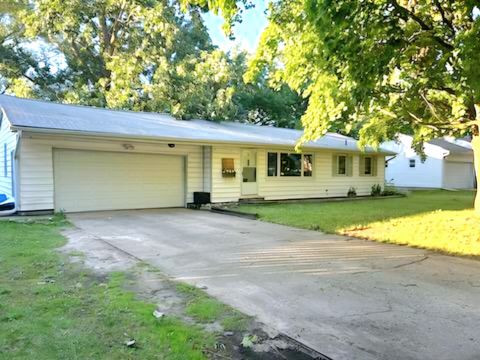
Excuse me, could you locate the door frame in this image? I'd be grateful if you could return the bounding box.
[240,148,258,197]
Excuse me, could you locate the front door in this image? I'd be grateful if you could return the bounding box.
[241,149,258,196]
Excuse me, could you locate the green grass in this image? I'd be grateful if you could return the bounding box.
[0,217,215,359]
[178,283,250,331]
[237,190,480,256]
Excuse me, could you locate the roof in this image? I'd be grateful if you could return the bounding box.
[0,95,393,154]
[428,138,473,155]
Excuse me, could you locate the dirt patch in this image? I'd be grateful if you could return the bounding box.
[61,227,328,360]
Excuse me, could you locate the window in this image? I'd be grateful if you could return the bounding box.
[332,154,352,176]
[338,155,347,175]
[364,157,372,175]
[267,152,313,177]
[360,155,377,176]
[281,153,301,176]
[303,155,313,176]
[409,159,416,168]
[267,152,278,176]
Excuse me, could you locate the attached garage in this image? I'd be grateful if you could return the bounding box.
[443,161,475,189]
[53,149,185,212]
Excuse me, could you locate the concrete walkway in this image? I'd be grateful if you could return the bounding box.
[68,209,480,360]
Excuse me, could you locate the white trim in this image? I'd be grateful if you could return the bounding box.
[13,126,396,155]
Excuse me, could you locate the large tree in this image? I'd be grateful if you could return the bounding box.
[0,0,304,126]
[182,0,480,212]
[1,0,228,117]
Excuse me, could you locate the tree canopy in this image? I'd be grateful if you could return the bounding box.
[0,0,303,126]
[181,0,480,211]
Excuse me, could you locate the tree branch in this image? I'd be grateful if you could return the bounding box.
[408,110,477,130]
[108,0,128,57]
[433,0,455,35]
[22,73,35,83]
[389,0,454,51]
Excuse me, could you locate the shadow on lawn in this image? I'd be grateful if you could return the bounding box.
[237,190,476,233]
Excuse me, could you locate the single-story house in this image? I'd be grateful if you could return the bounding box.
[382,134,475,189]
[0,95,394,214]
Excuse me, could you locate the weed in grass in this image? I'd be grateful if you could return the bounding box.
[186,297,228,323]
[177,282,251,330]
[221,312,250,332]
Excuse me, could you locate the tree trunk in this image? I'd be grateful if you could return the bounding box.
[474,104,480,215]
[473,134,480,215]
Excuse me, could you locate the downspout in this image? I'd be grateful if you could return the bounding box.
[13,130,22,210]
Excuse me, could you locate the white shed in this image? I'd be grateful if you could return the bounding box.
[382,134,475,189]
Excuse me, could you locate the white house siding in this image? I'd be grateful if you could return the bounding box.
[18,133,203,211]
[210,146,385,202]
[211,145,242,202]
[385,153,444,188]
[384,138,445,188]
[0,114,17,197]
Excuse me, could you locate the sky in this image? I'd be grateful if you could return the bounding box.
[201,1,268,53]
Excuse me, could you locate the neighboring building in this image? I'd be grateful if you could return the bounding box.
[382,134,475,189]
[0,95,394,214]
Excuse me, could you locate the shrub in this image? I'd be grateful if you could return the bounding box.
[382,185,401,196]
[347,186,357,198]
[371,184,382,197]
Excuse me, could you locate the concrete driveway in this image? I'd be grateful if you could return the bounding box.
[68,209,480,360]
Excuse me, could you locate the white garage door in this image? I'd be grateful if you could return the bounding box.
[444,161,475,189]
[54,149,185,212]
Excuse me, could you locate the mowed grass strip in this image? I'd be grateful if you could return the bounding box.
[0,217,214,359]
[238,190,480,256]
[177,283,250,332]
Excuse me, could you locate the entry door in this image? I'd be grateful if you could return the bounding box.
[241,150,258,196]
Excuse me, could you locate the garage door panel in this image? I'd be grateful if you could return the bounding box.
[444,161,474,189]
[54,150,184,212]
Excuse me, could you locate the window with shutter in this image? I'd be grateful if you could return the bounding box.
[360,156,377,176]
[333,154,353,176]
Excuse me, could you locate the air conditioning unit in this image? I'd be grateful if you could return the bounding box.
[193,192,211,206]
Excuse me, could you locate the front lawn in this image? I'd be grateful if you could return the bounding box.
[0,217,215,359]
[237,190,480,256]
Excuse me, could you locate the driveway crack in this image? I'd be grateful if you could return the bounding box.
[392,256,429,269]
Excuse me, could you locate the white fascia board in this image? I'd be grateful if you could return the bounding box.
[13,126,396,155]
